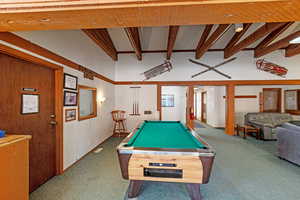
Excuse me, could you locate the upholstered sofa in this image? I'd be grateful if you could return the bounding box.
[244,113,293,140]
[277,123,300,166]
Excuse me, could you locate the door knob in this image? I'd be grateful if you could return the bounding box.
[50,121,57,125]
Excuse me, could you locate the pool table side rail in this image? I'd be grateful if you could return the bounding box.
[117,124,215,156]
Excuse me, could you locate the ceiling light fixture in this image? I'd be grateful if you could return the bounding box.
[235,24,243,32]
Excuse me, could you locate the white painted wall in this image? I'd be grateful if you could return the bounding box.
[63,67,114,169]
[115,51,300,81]
[114,85,159,132]
[161,86,187,123]
[14,30,116,80]
[195,89,201,120]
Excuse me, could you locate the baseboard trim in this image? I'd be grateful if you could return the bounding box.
[63,134,113,173]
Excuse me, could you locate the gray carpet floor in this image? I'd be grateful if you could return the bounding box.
[30,128,300,200]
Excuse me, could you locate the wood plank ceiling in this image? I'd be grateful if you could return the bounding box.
[81,22,300,61]
[1,0,300,31]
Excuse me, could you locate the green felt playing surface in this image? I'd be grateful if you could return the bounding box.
[126,121,205,149]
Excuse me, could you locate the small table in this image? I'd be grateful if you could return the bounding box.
[236,125,261,140]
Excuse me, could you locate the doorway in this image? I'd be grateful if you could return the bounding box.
[0,53,60,192]
[201,91,207,123]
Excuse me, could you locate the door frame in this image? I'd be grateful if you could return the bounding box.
[201,91,207,123]
[0,44,64,175]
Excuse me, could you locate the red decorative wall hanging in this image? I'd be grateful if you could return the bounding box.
[256,59,288,77]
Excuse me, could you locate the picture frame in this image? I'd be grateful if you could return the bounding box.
[64,73,78,90]
[161,94,175,107]
[64,91,78,106]
[21,94,40,114]
[65,109,77,122]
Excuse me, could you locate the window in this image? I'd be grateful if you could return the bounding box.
[284,90,300,115]
[162,94,175,107]
[78,85,97,121]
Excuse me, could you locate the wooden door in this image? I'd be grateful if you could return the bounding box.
[262,88,282,113]
[201,91,207,123]
[0,53,56,192]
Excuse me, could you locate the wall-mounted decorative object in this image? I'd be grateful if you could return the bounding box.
[65,109,77,122]
[64,73,78,90]
[144,110,152,115]
[64,91,78,106]
[21,94,39,114]
[83,68,95,80]
[142,61,172,80]
[256,59,288,77]
[162,94,175,107]
[189,57,236,79]
[22,88,37,92]
[130,86,141,115]
[284,90,300,115]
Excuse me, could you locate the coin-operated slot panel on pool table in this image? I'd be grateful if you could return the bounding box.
[144,168,183,178]
[149,162,177,167]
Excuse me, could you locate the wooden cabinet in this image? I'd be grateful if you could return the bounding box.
[0,135,31,200]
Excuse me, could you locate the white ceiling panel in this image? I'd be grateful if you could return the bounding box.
[108,28,132,51]
[140,26,168,50]
[174,25,203,50]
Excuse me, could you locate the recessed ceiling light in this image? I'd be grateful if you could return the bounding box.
[235,24,243,32]
[290,36,300,44]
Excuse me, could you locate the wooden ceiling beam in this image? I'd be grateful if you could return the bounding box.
[224,22,285,59]
[166,26,180,60]
[82,29,117,61]
[196,25,213,53]
[224,23,252,50]
[124,27,142,61]
[255,30,300,58]
[195,24,230,59]
[255,22,294,49]
[285,44,300,57]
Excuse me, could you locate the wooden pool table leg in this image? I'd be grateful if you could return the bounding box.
[128,180,143,198]
[186,183,203,200]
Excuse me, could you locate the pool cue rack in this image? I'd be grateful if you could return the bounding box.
[129,86,141,116]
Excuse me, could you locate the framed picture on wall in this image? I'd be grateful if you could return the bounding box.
[162,94,175,107]
[65,109,77,122]
[21,94,40,114]
[64,91,78,106]
[64,73,78,90]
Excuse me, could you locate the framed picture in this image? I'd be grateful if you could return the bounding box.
[64,73,78,90]
[162,94,175,107]
[21,94,40,114]
[65,109,77,122]
[64,91,78,106]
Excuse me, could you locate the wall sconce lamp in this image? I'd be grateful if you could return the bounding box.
[99,97,106,104]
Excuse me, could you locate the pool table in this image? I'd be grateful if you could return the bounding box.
[117,121,215,200]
